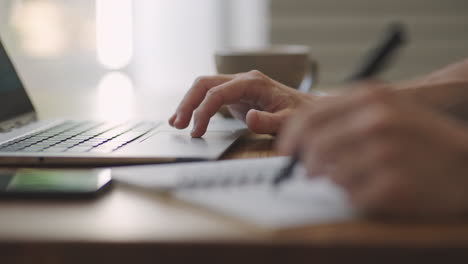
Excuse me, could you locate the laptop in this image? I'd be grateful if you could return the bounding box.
[0,38,246,166]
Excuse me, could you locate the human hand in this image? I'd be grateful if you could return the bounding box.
[169,70,316,137]
[278,86,468,217]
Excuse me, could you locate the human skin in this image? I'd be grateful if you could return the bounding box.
[169,59,468,217]
[169,59,468,138]
[168,70,315,138]
[277,87,468,217]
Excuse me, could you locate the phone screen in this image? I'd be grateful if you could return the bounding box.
[0,168,112,198]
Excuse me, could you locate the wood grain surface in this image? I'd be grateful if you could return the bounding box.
[2,89,468,263]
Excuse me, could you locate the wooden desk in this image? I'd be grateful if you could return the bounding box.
[2,89,468,263]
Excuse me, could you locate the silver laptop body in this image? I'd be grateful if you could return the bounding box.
[0,39,246,166]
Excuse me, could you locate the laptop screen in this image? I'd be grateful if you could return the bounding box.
[0,38,35,122]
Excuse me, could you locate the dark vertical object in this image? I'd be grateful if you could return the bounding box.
[347,23,407,81]
[274,22,408,187]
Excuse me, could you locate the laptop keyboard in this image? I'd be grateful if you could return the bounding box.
[0,121,161,153]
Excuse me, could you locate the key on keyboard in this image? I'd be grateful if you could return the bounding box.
[0,121,161,153]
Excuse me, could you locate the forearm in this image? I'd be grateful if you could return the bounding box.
[397,80,468,121]
[399,58,468,87]
[395,58,468,120]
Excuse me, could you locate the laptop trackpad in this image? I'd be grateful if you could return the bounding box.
[116,131,241,159]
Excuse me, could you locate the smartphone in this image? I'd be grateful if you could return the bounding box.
[0,168,112,199]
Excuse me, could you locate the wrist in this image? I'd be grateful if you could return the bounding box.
[395,80,468,119]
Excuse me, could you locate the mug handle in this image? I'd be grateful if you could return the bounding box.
[298,59,319,93]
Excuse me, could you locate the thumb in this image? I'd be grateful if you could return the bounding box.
[246,109,291,134]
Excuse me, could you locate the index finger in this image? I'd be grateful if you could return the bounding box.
[170,74,234,129]
[190,77,266,137]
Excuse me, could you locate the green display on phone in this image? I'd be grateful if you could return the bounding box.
[0,168,112,198]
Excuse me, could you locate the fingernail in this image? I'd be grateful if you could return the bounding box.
[191,122,197,134]
[169,114,176,125]
[191,128,199,138]
[174,116,182,127]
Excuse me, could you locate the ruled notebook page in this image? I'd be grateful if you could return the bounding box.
[112,157,356,228]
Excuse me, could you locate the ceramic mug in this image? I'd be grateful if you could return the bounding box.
[215,45,318,92]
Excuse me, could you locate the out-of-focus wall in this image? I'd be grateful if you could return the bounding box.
[0,0,101,92]
[132,0,269,94]
[270,0,468,86]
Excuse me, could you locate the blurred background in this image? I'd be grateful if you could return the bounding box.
[0,0,467,118]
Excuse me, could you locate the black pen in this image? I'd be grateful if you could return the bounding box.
[273,22,407,187]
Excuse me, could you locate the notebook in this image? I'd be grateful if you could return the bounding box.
[112,157,356,228]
